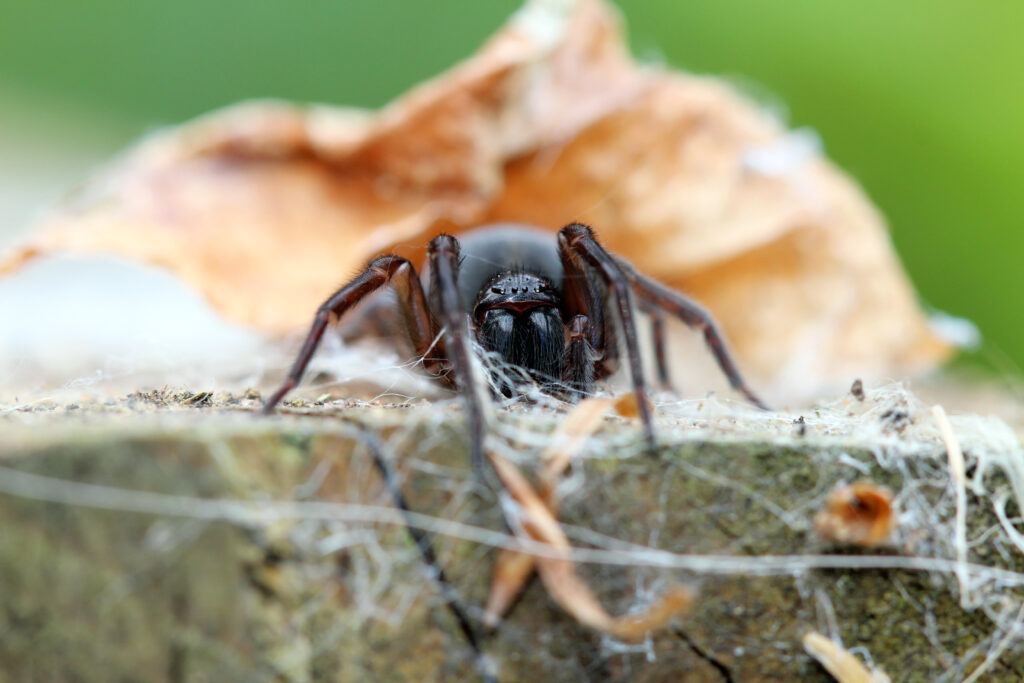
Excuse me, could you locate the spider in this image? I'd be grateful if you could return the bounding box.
[262,222,767,472]
[261,222,767,680]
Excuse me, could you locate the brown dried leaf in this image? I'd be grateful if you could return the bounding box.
[814,482,895,548]
[0,0,951,395]
[484,397,614,625]
[487,449,692,640]
[538,397,616,505]
[483,547,537,629]
[611,392,646,421]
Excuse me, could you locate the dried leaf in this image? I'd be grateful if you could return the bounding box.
[483,548,537,629]
[539,397,616,505]
[814,482,895,548]
[611,392,645,421]
[0,0,951,397]
[802,631,891,683]
[488,450,692,640]
[485,397,614,625]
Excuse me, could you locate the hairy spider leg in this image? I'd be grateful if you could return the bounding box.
[262,255,438,414]
[562,314,595,398]
[613,257,769,410]
[558,223,657,451]
[427,234,492,480]
[638,300,674,392]
[557,231,612,375]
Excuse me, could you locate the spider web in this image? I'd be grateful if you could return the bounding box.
[2,336,1024,681]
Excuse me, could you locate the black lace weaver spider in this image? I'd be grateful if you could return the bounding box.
[260,221,767,680]
[262,221,766,467]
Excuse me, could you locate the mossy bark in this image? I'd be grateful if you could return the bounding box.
[1,391,1021,681]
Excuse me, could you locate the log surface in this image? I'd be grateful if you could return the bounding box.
[2,388,1022,682]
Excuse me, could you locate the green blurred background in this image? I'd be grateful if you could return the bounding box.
[0,0,1021,374]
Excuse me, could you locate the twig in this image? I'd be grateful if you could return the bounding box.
[933,404,971,607]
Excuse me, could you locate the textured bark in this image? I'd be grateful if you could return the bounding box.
[1,390,1022,682]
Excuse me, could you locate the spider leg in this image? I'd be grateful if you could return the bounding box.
[640,302,674,392]
[562,314,595,399]
[262,255,437,413]
[613,257,769,410]
[558,223,657,451]
[427,234,491,479]
[558,230,615,377]
[350,421,496,683]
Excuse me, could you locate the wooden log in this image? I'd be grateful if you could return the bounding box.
[1,387,1022,681]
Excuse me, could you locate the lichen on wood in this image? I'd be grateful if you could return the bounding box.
[2,385,1024,681]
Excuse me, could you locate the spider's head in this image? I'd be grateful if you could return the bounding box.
[473,271,564,388]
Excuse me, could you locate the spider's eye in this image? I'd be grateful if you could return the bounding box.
[492,286,505,295]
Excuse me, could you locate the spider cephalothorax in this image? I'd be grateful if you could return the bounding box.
[263,222,766,472]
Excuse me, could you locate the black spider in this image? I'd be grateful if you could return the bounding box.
[262,222,767,472]
[261,222,767,680]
